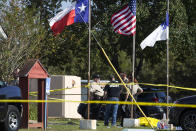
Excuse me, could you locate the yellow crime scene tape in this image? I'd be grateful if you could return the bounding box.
[100,47,154,128]
[29,86,79,94]
[28,94,196,109]
[29,78,196,95]
[84,82,196,91]
[1,99,196,108]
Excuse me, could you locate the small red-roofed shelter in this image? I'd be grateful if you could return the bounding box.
[18,59,49,128]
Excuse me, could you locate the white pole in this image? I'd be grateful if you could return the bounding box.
[44,94,47,131]
[131,34,136,118]
[166,0,169,121]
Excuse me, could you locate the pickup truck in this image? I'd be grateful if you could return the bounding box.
[169,95,196,131]
[0,81,23,131]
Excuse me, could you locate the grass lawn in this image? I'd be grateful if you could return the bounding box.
[19,106,169,131]
[19,118,153,131]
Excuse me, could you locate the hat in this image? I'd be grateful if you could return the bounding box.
[120,73,127,78]
[109,75,115,80]
[92,74,100,79]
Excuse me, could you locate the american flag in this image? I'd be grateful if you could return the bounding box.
[111,0,136,35]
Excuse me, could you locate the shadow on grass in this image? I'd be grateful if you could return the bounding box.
[48,121,78,126]
[19,118,154,131]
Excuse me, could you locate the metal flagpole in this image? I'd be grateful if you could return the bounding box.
[166,0,170,121]
[0,25,8,39]
[131,34,136,119]
[87,0,91,120]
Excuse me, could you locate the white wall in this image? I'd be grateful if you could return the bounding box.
[48,75,82,119]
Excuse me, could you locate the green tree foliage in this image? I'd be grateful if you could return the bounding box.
[37,0,195,89]
[0,0,195,95]
[0,0,46,81]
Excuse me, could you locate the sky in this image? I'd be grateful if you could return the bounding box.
[61,1,72,10]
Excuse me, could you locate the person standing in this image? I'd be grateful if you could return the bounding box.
[90,74,104,100]
[128,75,143,101]
[119,72,131,126]
[120,74,143,126]
[104,75,122,127]
[120,72,129,102]
[9,68,20,86]
[127,75,143,118]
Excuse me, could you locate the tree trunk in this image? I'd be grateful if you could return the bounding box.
[135,56,143,78]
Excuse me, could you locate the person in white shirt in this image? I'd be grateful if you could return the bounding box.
[127,75,143,100]
[120,75,143,126]
[90,74,104,100]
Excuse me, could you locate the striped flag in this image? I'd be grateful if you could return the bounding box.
[111,0,136,36]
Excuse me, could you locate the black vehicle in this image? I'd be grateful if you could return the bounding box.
[169,95,196,131]
[135,88,172,119]
[78,102,106,120]
[0,81,23,131]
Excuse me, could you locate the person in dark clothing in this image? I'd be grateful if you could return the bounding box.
[9,68,20,86]
[104,75,122,127]
[119,72,129,105]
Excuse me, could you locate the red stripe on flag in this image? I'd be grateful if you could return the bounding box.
[123,24,136,34]
[119,18,136,32]
[113,14,135,32]
[111,5,129,20]
[118,25,136,36]
[112,10,132,27]
[111,6,129,24]
[51,10,75,35]
[111,3,136,36]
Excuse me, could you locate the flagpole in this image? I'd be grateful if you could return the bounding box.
[0,25,8,39]
[87,0,91,120]
[166,0,169,121]
[131,34,136,119]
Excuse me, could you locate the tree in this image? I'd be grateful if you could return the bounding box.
[9,0,194,92]
[0,0,46,81]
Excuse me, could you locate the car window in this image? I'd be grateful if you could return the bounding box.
[141,93,155,97]
[0,81,4,86]
[137,92,156,102]
[157,92,166,97]
[0,81,6,87]
[156,92,166,102]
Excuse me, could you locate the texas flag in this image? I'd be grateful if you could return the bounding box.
[49,0,89,35]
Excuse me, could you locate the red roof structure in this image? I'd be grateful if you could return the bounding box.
[19,59,49,129]
[19,59,49,78]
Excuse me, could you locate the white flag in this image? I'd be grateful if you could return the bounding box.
[140,24,168,50]
[0,25,8,39]
[140,12,169,50]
